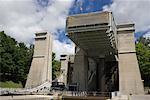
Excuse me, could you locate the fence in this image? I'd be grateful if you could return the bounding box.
[53,90,111,98]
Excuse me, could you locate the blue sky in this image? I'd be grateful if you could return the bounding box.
[57,0,150,42]
[0,0,150,59]
[56,0,113,43]
[69,0,112,15]
[36,0,114,43]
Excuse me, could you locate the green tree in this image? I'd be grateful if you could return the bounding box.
[0,31,33,87]
[0,31,62,87]
[136,37,150,87]
[52,52,61,80]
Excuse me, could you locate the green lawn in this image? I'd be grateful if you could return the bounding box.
[0,81,23,88]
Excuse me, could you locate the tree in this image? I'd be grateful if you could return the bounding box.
[136,37,150,87]
[0,31,62,87]
[0,31,33,87]
[52,52,61,80]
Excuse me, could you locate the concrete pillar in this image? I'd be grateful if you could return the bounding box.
[59,55,69,85]
[87,58,97,91]
[97,58,106,92]
[117,24,144,95]
[25,32,52,88]
[72,48,88,91]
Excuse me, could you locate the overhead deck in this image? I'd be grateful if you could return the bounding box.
[66,11,118,59]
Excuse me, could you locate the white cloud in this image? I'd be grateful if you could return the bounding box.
[0,0,39,43]
[53,40,75,60]
[0,0,74,60]
[103,0,150,34]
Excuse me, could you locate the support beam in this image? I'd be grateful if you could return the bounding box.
[72,48,88,91]
[68,31,107,38]
[97,58,106,92]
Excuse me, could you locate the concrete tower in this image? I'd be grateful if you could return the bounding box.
[66,11,144,95]
[58,55,74,86]
[117,24,144,95]
[25,32,52,88]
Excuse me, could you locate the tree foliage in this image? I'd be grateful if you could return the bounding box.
[0,31,33,87]
[136,37,150,87]
[52,52,61,80]
[0,31,61,87]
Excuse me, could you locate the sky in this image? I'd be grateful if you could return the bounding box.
[0,0,150,60]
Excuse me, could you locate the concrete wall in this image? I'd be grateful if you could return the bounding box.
[88,58,97,91]
[118,24,144,94]
[25,32,52,88]
[59,55,69,85]
[58,55,75,85]
[97,58,106,92]
[67,11,110,27]
[72,48,88,91]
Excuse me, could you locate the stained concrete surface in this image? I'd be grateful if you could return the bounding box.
[0,95,54,100]
[129,95,150,100]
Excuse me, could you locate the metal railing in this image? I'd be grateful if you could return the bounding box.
[53,90,111,98]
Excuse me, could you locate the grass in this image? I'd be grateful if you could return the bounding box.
[0,81,23,88]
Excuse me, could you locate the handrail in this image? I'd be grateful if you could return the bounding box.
[58,91,111,98]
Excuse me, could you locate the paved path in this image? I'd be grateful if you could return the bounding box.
[130,95,150,100]
[0,95,54,100]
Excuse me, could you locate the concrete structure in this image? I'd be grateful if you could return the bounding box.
[58,55,74,86]
[25,32,52,88]
[117,24,144,94]
[65,11,144,95]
